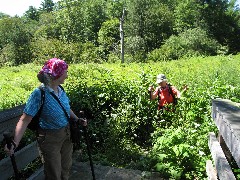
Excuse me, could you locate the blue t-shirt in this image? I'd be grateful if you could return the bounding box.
[24,85,70,129]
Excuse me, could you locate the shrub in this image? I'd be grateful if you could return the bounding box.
[125,36,147,62]
[80,42,104,63]
[30,38,82,64]
[148,28,228,61]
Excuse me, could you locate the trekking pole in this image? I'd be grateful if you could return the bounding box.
[3,131,20,180]
[83,125,96,180]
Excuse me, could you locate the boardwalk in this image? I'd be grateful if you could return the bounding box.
[69,151,163,180]
[31,151,163,180]
[70,160,163,180]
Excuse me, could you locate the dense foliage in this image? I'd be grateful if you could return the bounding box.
[0,0,240,66]
[1,55,240,179]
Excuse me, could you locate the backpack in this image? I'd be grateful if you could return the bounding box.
[157,84,177,107]
[27,86,45,131]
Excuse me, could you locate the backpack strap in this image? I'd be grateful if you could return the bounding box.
[39,86,45,108]
[59,85,65,92]
[35,86,63,127]
[37,86,45,124]
[47,85,68,119]
[157,88,163,109]
[157,88,161,102]
[39,85,64,110]
[27,86,45,132]
[168,84,177,105]
[49,90,70,121]
[168,84,174,97]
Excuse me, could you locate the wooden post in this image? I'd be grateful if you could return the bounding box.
[120,8,126,63]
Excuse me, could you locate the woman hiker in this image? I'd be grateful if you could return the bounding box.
[5,58,87,180]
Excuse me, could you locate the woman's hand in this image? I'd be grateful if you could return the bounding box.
[4,140,17,156]
[148,86,154,92]
[78,118,87,126]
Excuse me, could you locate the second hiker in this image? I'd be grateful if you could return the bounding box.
[148,74,181,111]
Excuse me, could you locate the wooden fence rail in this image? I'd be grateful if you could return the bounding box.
[3,98,240,179]
[0,104,44,180]
[207,98,240,180]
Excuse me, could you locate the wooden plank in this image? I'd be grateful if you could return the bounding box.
[0,141,40,180]
[0,116,19,142]
[0,104,25,123]
[212,98,240,167]
[208,132,236,180]
[206,160,217,180]
[27,166,44,180]
[0,105,44,180]
[0,105,24,142]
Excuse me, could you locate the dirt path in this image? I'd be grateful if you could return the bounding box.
[70,152,163,180]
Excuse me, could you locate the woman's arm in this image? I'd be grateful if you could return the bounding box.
[148,86,159,100]
[5,113,32,155]
[172,85,188,99]
[14,113,32,147]
[70,109,79,120]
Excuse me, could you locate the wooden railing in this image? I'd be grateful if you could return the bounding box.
[3,98,240,179]
[0,104,44,180]
[207,98,240,180]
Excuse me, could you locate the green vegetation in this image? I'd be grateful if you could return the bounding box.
[0,0,240,66]
[1,0,240,179]
[1,55,240,179]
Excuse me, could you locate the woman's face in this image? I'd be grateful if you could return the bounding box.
[56,70,68,84]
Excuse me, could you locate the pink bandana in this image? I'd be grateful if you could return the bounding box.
[39,58,68,79]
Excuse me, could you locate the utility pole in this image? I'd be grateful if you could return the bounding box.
[120,8,126,63]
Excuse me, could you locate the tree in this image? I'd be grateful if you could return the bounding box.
[0,17,33,65]
[24,6,40,21]
[98,18,120,54]
[40,0,55,13]
[81,0,108,44]
[55,0,107,44]
[55,0,85,42]
[0,12,10,19]
[34,12,61,39]
[201,0,240,53]
[105,0,126,19]
[125,0,174,52]
[173,0,204,33]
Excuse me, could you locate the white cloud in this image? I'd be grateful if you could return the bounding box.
[0,0,240,17]
[0,0,58,17]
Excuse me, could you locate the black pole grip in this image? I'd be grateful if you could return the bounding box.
[3,131,13,149]
[3,131,20,180]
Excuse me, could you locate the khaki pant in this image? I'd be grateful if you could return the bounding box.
[37,125,73,180]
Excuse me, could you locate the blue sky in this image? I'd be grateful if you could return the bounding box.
[0,0,239,17]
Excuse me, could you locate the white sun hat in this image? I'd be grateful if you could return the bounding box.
[156,74,167,84]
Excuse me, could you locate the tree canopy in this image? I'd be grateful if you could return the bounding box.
[0,0,240,65]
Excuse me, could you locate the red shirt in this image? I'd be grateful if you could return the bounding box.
[154,85,179,109]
